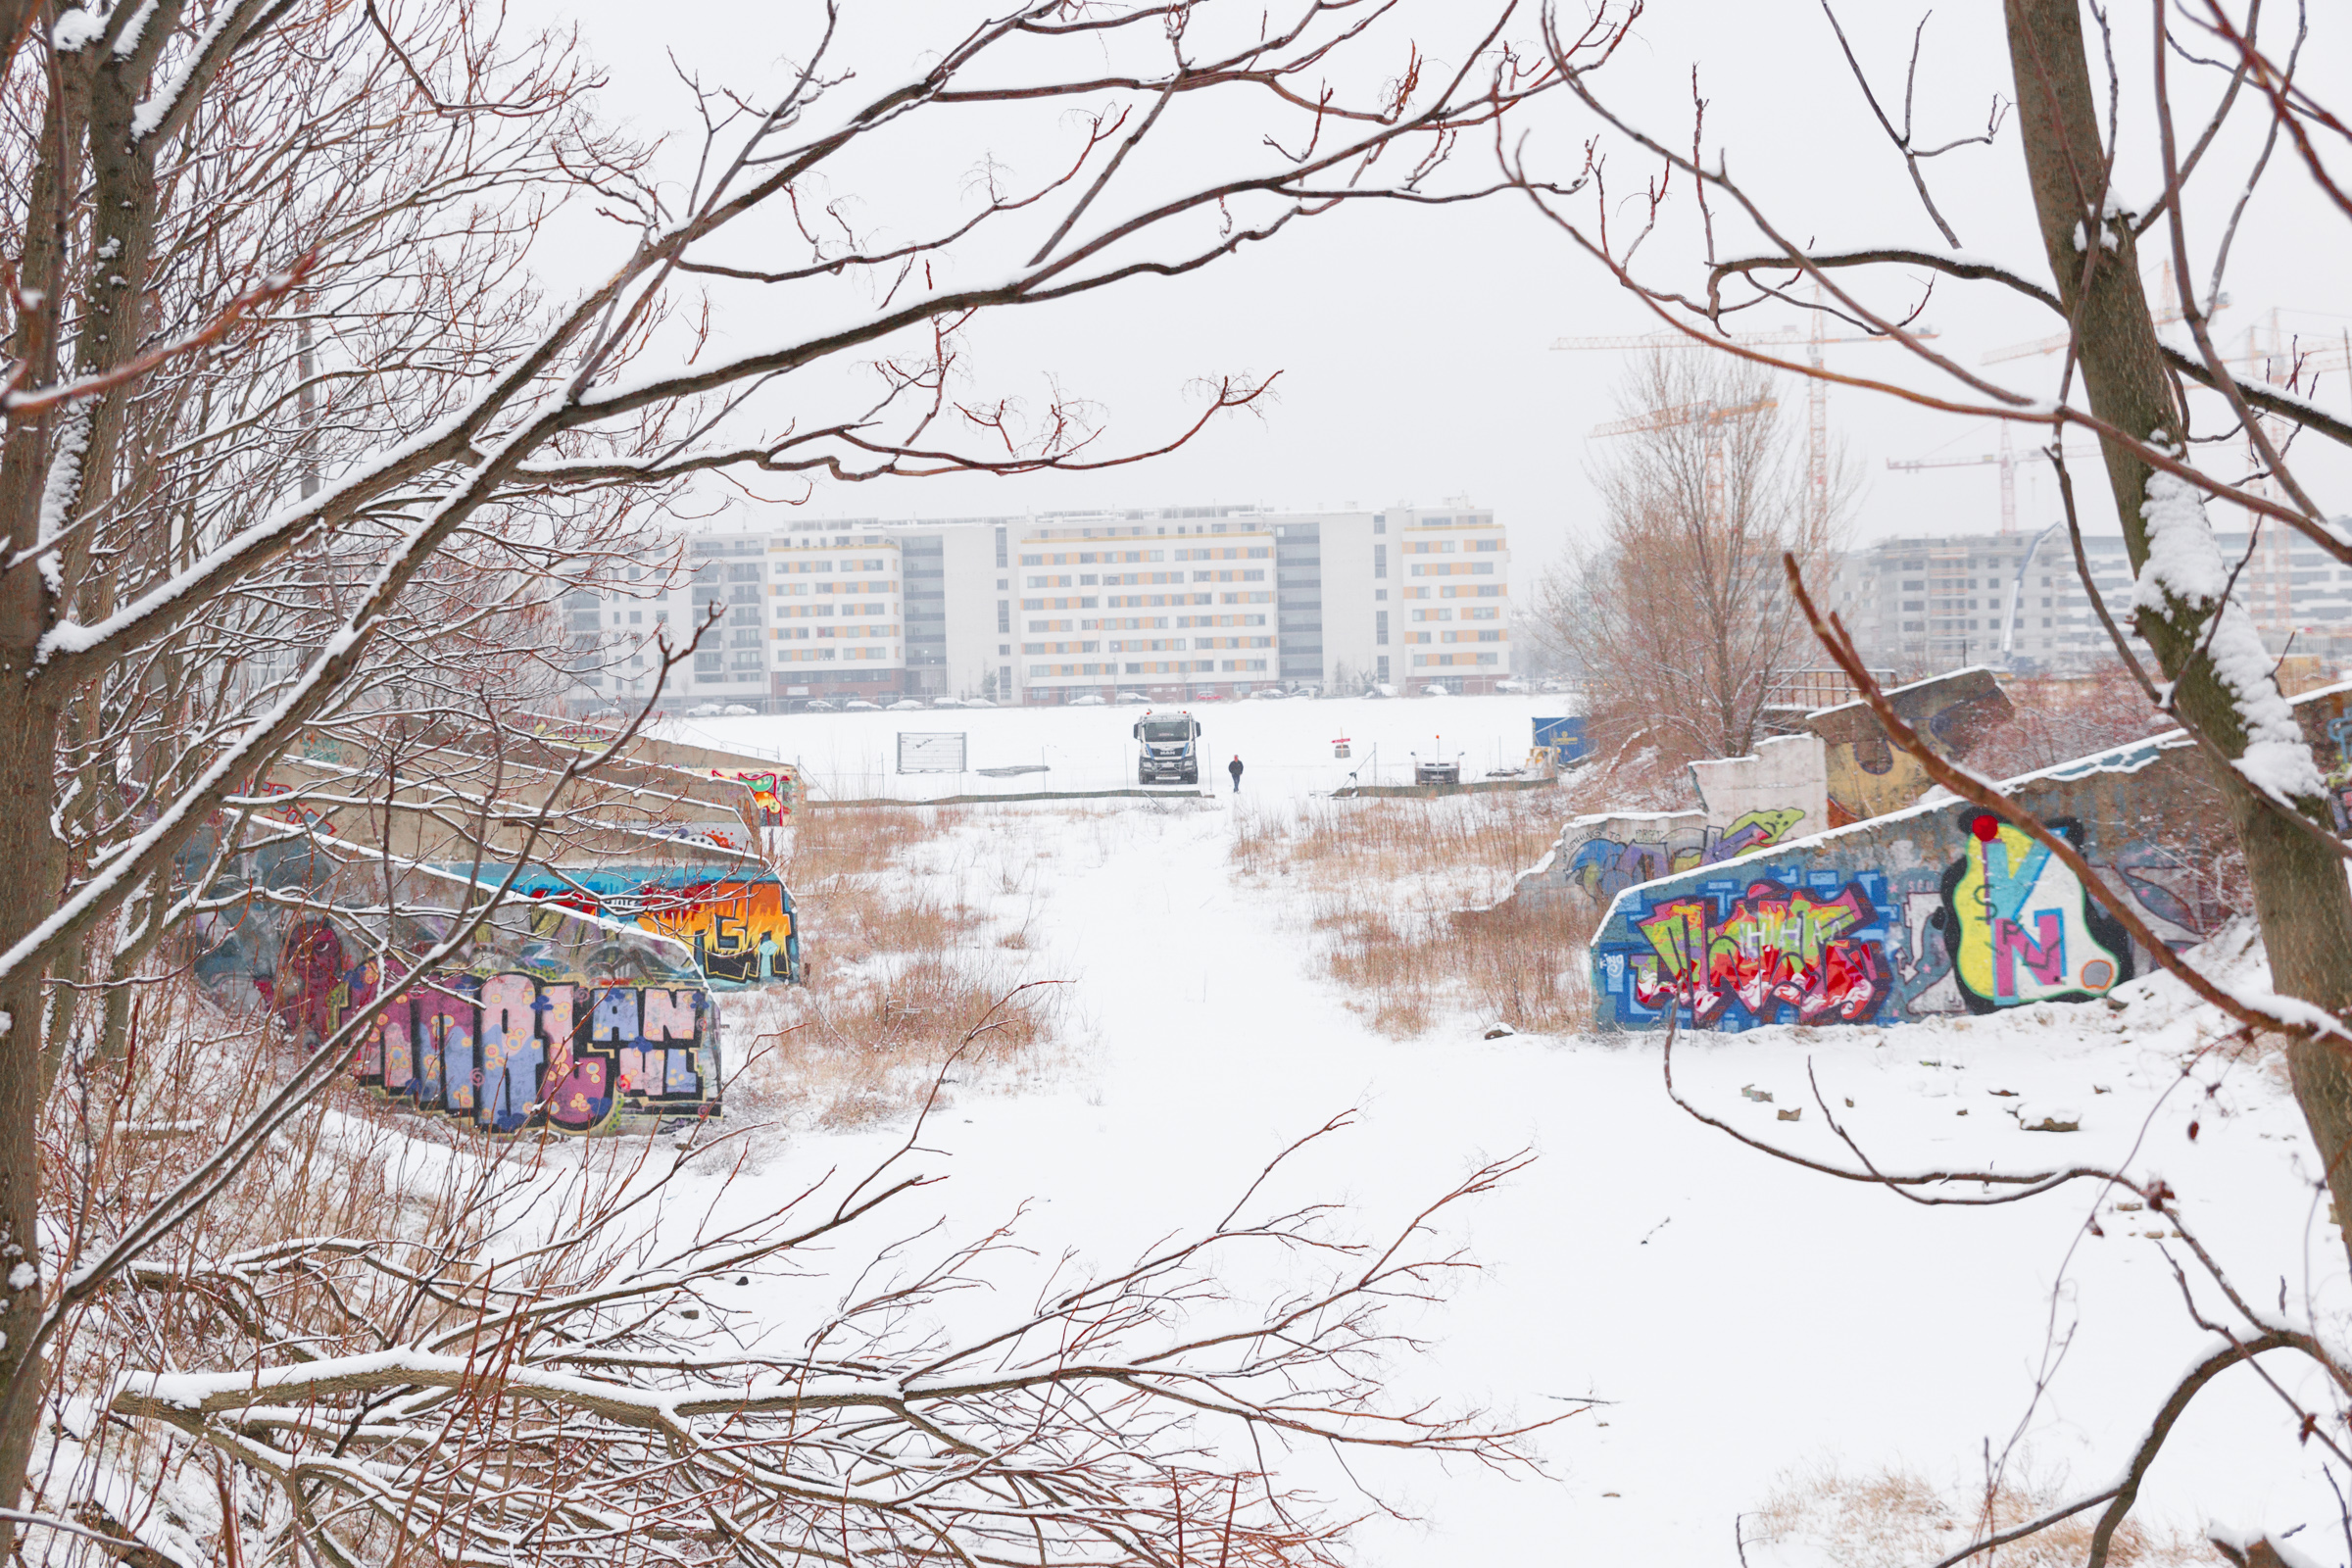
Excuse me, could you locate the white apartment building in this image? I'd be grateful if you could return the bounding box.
[1833,524,2352,674]
[561,503,1512,710]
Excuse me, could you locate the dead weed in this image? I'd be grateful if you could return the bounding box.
[1749,1463,2226,1567]
[1238,791,1595,1037]
[731,805,1066,1129]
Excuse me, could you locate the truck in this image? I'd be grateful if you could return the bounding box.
[1134,710,1201,785]
[1410,742,1464,785]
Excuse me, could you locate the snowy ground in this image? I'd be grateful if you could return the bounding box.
[670,787,2340,1564]
[664,692,1568,799]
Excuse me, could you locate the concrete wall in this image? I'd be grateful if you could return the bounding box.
[266,723,802,989]
[1585,678,2352,1032]
[1690,733,1829,841]
[1809,666,2012,824]
[1508,808,1802,913]
[190,843,722,1133]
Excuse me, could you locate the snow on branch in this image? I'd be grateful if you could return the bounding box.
[106,1119,1559,1567]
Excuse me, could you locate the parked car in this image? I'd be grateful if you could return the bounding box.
[687,702,725,716]
[802,699,838,712]
[1363,683,1396,700]
[1068,693,1106,707]
[1247,688,1286,701]
[721,703,758,715]
[888,699,926,711]
[932,696,966,709]
[1114,691,1149,704]
[964,696,996,708]
[1420,682,1450,698]
[1494,678,1530,695]
[845,699,882,711]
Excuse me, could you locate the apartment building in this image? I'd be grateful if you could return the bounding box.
[561,503,1511,710]
[1833,524,2352,674]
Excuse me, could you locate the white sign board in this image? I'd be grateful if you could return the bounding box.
[897,731,968,773]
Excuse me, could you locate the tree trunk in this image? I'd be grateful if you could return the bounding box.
[2004,0,2352,1261]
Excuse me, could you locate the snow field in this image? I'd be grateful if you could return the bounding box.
[649,793,2341,1561]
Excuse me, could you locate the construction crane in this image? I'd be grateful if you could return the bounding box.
[1885,425,2100,534]
[1553,305,1934,542]
[1591,396,1779,524]
[1588,395,1777,438]
[1983,262,2224,363]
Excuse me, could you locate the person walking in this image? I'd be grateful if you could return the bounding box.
[1227,754,1245,794]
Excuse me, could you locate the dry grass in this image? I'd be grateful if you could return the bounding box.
[1749,1463,2227,1567]
[1234,790,1596,1037]
[728,805,1067,1131]
[30,981,542,1561]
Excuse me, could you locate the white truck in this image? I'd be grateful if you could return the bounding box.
[1133,710,1201,785]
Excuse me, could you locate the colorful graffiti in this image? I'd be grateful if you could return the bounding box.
[1942,814,2132,1009]
[1625,876,1891,1027]
[1591,813,2156,1031]
[504,868,799,987]
[1576,682,2352,1032]
[1557,808,1808,905]
[349,973,713,1134]
[724,770,791,826]
[269,917,717,1133]
[189,843,725,1132]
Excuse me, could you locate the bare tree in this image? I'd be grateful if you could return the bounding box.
[1502,0,2352,1556]
[1541,349,1833,766]
[0,0,1609,1546]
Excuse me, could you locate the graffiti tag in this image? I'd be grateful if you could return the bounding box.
[1625,877,1891,1028]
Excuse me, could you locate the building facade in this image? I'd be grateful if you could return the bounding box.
[1832,524,2352,674]
[563,504,1512,710]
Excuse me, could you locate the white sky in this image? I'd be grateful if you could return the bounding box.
[512,1,2352,591]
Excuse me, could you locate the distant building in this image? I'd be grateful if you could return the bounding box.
[561,503,1511,710]
[1833,524,2352,674]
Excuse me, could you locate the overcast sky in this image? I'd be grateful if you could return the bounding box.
[513,1,2351,590]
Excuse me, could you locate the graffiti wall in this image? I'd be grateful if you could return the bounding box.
[1690,733,1828,844]
[1587,734,2238,1032]
[1807,666,2014,826]
[189,842,723,1132]
[1508,807,1809,915]
[501,867,800,987]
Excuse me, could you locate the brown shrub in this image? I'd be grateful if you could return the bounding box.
[727,804,1067,1130]
[1239,789,1595,1036]
[1750,1462,2225,1568]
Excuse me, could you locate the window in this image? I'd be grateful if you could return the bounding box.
[1374,543,1387,580]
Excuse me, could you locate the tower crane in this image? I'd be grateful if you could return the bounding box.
[1982,262,2224,364]
[1885,426,2099,534]
[1554,310,1934,541]
[1589,396,1779,525]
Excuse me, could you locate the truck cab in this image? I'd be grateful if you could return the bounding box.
[1134,711,1201,785]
